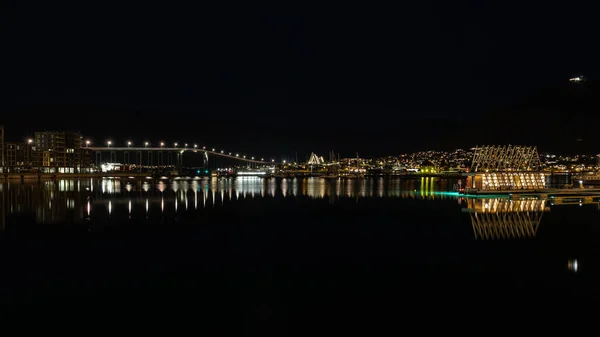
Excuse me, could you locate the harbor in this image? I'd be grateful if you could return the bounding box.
[458,145,600,198]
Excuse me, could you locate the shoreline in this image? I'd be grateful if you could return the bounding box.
[1,172,466,181]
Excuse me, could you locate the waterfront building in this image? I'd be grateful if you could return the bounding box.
[33,131,90,173]
[465,145,548,192]
[5,142,34,170]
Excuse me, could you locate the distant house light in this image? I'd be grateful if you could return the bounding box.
[569,76,585,82]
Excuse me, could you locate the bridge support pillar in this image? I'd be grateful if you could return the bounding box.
[109,151,116,163]
[176,153,182,172]
[124,151,130,165]
[137,151,143,172]
[95,151,101,166]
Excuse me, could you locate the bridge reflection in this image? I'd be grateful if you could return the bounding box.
[462,198,550,240]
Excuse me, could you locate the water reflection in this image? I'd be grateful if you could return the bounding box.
[0,177,463,226]
[462,198,550,240]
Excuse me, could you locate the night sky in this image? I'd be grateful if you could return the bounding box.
[3,2,599,157]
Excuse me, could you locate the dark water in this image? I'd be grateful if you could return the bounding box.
[1,176,598,333]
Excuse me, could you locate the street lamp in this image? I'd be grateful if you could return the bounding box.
[184,143,188,148]
[212,148,215,152]
[194,144,197,149]
[160,142,164,148]
[271,159,275,163]
[127,141,132,147]
[85,140,91,147]
[145,142,149,148]
[236,154,239,157]
[251,157,254,160]
[202,146,206,150]
[174,142,178,148]
[26,139,34,168]
[107,140,112,148]
[221,150,224,154]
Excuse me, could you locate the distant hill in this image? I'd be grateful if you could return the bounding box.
[472,78,600,154]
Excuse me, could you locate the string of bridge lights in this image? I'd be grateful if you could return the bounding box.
[84,139,277,163]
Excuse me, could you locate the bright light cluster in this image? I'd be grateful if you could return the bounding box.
[480,172,546,190]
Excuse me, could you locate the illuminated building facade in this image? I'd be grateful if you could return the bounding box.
[33,131,89,173]
[5,142,34,169]
[465,145,548,192]
[307,152,325,165]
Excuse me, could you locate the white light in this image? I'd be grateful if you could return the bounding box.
[237,171,267,175]
[569,259,578,272]
[221,150,224,153]
[212,148,215,152]
[194,144,198,148]
[175,143,178,147]
[160,142,164,147]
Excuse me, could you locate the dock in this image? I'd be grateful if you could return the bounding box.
[462,187,600,198]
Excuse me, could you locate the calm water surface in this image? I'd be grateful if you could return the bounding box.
[1,176,598,332]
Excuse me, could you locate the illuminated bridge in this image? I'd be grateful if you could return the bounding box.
[88,144,275,169]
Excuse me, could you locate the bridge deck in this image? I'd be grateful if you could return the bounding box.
[87,147,269,164]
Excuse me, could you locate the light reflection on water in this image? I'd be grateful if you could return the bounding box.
[462,198,550,240]
[0,176,461,225]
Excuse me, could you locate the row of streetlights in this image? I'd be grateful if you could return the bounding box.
[90,140,202,149]
[87,140,274,163]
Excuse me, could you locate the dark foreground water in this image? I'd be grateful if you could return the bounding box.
[1,176,599,333]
